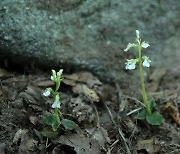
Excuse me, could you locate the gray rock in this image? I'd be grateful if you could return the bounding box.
[0,0,180,81]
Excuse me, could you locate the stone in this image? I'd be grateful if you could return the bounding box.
[0,0,180,82]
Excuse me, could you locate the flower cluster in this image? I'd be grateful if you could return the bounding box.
[124,30,151,70]
[125,56,151,70]
[43,69,63,109]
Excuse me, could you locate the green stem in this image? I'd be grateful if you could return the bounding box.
[54,108,60,124]
[138,46,151,115]
[55,80,60,92]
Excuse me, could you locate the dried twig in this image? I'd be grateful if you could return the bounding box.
[126,107,142,116]
[122,95,145,107]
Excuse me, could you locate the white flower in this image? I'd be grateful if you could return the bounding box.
[142,56,151,67]
[126,62,136,70]
[125,59,138,70]
[52,100,60,109]
[57,69,63,77]
[43,90,51,97]
[124,43,136,52]
[142,41,150,48]
[136,30,140,39]
[143,59,151,67]
[51,70,57,81]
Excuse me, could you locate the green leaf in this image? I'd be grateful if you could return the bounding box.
[41,128,58,139]
[44,114,57,126]
[132,108,147,120]
[146,112,163,125]
[44,114,61,131]
[52,121,61,131]
[149,100,156,109]
[61,119,77,130]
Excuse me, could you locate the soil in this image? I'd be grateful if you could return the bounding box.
[0,66,179,154]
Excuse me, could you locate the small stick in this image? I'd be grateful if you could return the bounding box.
[122,95,145,107]
[126,107,142,116]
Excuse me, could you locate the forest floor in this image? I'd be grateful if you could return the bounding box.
[0,66,179,154]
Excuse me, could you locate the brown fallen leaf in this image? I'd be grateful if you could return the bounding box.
[63,72,102,88]
[57,132,101,154]
[63,73,79,81]
[13,129,28,144]
[149,68,166,92]
[34,79,54,87]
[92,127,111,147]
[95,85,112,101]
[0,68,14,77]
[18,132,38,153]
[165,102,180,126]
[29,116,38,125]
[137,138,160,154]
[25,85,42,100]
[62,78,77,86]
[72,84,100,102]
[70,97,95,123]
[1,76,29,100]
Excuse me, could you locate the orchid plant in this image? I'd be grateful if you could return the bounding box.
[124,30,163,125]
[42,69,77,138]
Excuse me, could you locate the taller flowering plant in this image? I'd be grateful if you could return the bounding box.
[124,30,163,125]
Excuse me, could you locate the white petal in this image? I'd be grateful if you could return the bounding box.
[142,42,150,48]
[57,69,63,76]
[124,43,134,52]
[143,60,150,67]
[125,59,139,70]
[124,44,130,52]
[52,101,60,109]
[52,70,56,77]
[129,63,136,69]
[43,90,50,97]
[124,48,128,52]
[125,62,136,70]
[136,30,140,39]
[50,75,54,81]
[125,64,129,69]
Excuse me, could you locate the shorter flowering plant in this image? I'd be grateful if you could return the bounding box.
[42,69,77,138]
[124,30,163,125]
